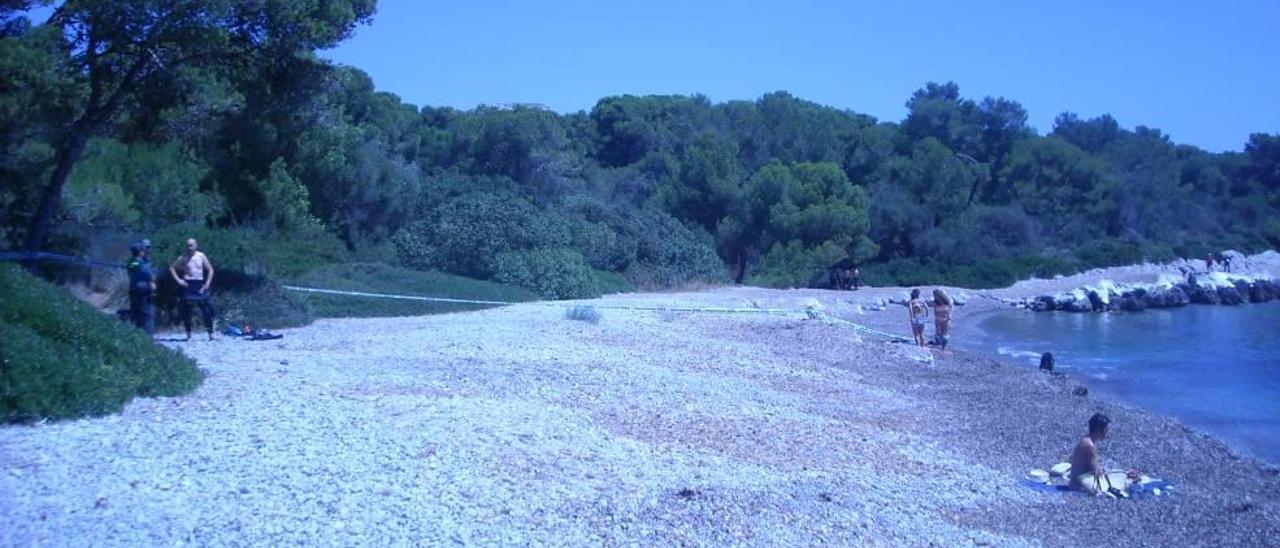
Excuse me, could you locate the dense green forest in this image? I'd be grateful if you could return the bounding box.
[3,2,1279,302]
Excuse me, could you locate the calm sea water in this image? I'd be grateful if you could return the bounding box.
[963,303,1280,464]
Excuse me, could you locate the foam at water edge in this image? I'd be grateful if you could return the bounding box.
[997,346,1042,363]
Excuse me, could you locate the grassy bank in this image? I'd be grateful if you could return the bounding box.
[0,264,204,423]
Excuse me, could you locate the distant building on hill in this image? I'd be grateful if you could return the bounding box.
[479,102,552,111]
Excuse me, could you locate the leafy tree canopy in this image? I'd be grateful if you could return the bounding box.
[3,6,1276,292]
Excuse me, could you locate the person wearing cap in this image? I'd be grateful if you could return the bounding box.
[169,238,216,341]
[126,240,156,336]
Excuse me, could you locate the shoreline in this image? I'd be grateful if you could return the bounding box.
[780,252,1280,470]
[3,266,1279,544]
[954,302,1280,469]
[638,283,1280,465]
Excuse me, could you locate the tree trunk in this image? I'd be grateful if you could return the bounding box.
[23,46,148,254]
[23,120,95,253]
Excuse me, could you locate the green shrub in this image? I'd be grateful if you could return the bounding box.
[861,255,1080,289]
[490,248,599,299]
[392,191,571,278]
[562,197,727,290]
[1073,238,1145,269]
[0,264,204,422]
[619,210,728,289]
[564,305,602,324]
[747,240,847,288]
[348,238,401,266]
[290,262,538,318]
[202,271,314,329]
[149,223,349,279]
[591,269,634,295]
[1263,218,1280,248]
[570,218,622,270]
[64,139,222,230]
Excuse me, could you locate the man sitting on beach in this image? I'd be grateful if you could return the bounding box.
[1068,413,1111,494]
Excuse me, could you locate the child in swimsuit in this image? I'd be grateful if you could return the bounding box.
[932,288,953,349]
[907,288,929,347]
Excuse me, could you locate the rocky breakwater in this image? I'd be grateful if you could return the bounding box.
[1026,272,1280,313]
[879,291,971,311]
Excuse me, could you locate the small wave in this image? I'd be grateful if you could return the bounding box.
[1091,373,1111,381]
[997,346,1043,361]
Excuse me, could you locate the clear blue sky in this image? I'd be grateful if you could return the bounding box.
[322,0,1280,153]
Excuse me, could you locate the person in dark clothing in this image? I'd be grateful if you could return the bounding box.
[1039,352,1055,373]
[126,241,156,336]
[851,267,861,290]
[169,238,217,341]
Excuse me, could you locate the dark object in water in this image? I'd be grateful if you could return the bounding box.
[1040,352,1055,373]
[1072,386,1089,397]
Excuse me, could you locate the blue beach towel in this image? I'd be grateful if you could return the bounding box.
[1020,478,1077,495]
[1021,477,1173,498]
[1128,480,1172,499]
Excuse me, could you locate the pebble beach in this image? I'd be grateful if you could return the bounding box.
[3,261,1280,546]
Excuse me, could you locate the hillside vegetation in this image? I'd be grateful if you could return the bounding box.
[0,264,204,422]
[3,3,1279,306]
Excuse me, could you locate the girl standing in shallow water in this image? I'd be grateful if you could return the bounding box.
[907,288,929,346]
[932,288,953,349]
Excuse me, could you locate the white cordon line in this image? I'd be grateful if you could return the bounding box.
[590,304,800,316]
[282,285,798,315]
[281,285,515,306]
[820,314,907,340]
[281,284,902,338]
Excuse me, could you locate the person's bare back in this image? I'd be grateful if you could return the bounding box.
[1068,413,1110,494]
[1068,436,1101,488]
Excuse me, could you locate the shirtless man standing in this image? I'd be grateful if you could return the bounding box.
[170,238,217,341]
[1068,413,1110,494]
